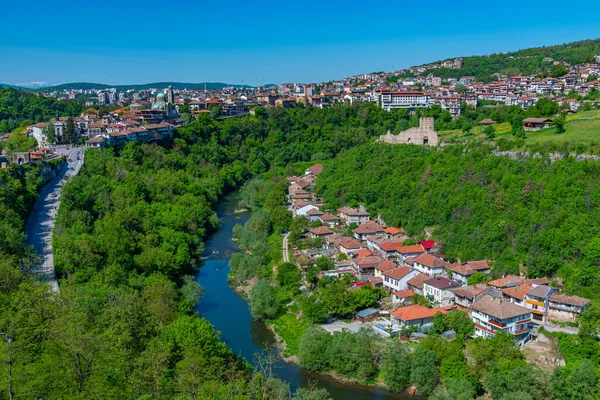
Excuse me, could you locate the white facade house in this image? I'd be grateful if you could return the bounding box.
[471,295,532,344]
[382,267,419,292]
[295,204,320,218]
[423,277,460,306]
[412,253,450,277]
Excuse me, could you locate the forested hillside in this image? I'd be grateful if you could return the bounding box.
[422,38,600,81]
[317,143,600,298]
[0,87,83,133]
[1,103,403,399]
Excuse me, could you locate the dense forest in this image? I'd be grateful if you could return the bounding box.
[0,88,83,133]
[316,143,600,298]
[421,38,600,81]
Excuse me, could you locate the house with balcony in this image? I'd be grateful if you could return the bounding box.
[352,255,384,280]
[397,245,426,264]
[502,285,533,307]
[524,285,555,323]
[375,259,397,278]
[423,277,461,306]
[471,295,532,343]
[547,293,591,322]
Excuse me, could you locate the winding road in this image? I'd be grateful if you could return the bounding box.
[25,147,85,292]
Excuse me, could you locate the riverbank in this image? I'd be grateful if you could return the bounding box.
[196,193,410,400]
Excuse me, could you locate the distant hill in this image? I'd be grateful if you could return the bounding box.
[39,82,255,92]
[413,38,600,81]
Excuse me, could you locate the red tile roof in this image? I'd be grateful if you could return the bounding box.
[383,266,413,280]
[390,305,447,321]
[398,244,425,255]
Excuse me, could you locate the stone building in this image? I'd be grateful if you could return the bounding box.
[378,118,440,146]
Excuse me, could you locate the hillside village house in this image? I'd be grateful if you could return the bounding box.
[502,285,533,307]
[397,245,426,263]
[319,213,342,227]
[423,277,461,306]
[382,266,419,292]
[522,117,553,131]
[393,289,416,305]
[337,207,370,225]
[390,305,448,330]
[309,226,334,239]
[412,253,451,277]
[407,273,430,295]
[471,295,532,343]
[305,208,324,222]
[525,285,555,323]
[448,260,491,285]
[451,285,502,311]
[384,227,408,242]
[354,221,385,241]
[547,293,591,322]
[375,259,397,278]
[338,237,364,255]
[352,255,384,280]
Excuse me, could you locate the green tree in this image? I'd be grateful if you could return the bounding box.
[380,340,412,392]
[44,124,56,144]
[64,116,77,144]
[249,279,281,320]
[467,272,489,285]
[429,378,476,400]
[410,346,438,396]
[484,124,496,139]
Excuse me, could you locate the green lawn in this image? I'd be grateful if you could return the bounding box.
[524,110,600,144]
[268,313,311,357]
[438,122,512,142]
[438,110,600,148]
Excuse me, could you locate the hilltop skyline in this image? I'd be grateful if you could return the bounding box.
[2,0,600,85]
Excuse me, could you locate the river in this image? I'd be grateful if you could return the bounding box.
[196,193,411,400]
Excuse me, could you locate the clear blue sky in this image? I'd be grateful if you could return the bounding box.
[2,0,600,86]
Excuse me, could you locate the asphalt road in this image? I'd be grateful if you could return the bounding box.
[25,147,85,292]
[282,232,290,263]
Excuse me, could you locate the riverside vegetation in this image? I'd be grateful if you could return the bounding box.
[2,101,600,398]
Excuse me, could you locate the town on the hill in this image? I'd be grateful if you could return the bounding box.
[2,47,600,166]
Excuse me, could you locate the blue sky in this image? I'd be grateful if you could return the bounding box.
[1,0,600,86]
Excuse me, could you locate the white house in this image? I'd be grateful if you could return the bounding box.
[423,277,460,306]
[295,204,320,218]
[382,266,419,292]
[413,253,450,277]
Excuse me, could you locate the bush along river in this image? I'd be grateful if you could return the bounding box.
[195,193,411,400]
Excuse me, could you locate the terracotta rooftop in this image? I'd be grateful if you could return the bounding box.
[339,237,363,250]
[502,285,533,300]
[390,305,447,321]
[354,221,385,235]
[488,275,523,288]
[309,226,334,236]
[394,289,415,299]
[414,253,450,268]
[384,227,404,235]
[407,273,429,290]
[383,266,413,280]
[398,244,426,255]
[451,284,488,299]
